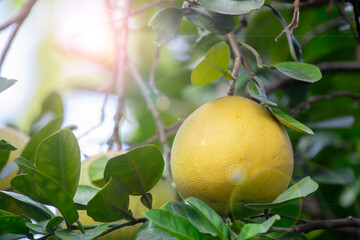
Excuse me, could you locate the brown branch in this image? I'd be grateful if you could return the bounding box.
[292,91,360,115]
[272,216,360,233]
[226,32,242,96]
[266,62,360,94]
[127,61,172,180]
[0,0,37,73]
[106,0,131,150]
[275,0,300,41]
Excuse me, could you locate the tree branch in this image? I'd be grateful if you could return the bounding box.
[127,61,172,180]
[226,32,242,96]
[0,0,37,73]
[291,91,360,115]
[106,0,131,150]
[272,216,360,233]
[266,62,360,94]
[149,46,161,95]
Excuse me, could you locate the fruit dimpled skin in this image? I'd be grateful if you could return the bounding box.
[171,96,294,217]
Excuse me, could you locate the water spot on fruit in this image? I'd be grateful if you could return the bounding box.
[201,140,206,145]
[226,164,246,185]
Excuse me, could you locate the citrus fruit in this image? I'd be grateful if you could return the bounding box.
[78,151,179,239]
[171,96,293,217]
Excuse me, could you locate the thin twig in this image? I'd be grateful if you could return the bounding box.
[275,0,300,41]
[271,216,360,233]
[226,32,242,96]
[0,0,37,73]
[292,91,360,115]
[105,0,131,150]
[127,61,172,180]
[149,46,161,95]
[266,62,360,94]
[334,0,360,42]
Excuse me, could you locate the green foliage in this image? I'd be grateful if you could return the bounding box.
[272,62,322,83]
[199,0,265,15]
[191,42,231,86]
[55,224,109,240]
[104,145,165,196]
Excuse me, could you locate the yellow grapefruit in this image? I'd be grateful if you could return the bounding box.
[171,96,293,217]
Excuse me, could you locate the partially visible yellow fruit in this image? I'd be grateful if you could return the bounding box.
[78,152,180,239]
[171,96,294,217]
[0,127,29,189]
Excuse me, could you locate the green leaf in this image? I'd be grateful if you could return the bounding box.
[21,116,63,163]
[148,7,184,46]
[0,140,17,151]
[35,129,81,197]
[104,145,165,195]
[267,107,314,135]
[44,216,64,230]
[340,177,360,207]
[161,202,218,236]
[0,77,16,93]
[0,190,54,220]
[30,91,64,133]
[74,185,100,210]
[191,42,230,86]
[230,220,246,234]
[89,156,108,183]
[184,6,235,35]
[236,215,280,240]
[199,0,264,15]
[11,174,52,204]
[87,178,131,222]
[187,197,230,240]
[55,223,109,240]
[144,209,205,240]
[13,158,79,224]
[26,223,47,234]
[247,81,277,106]
[245,177,319,211]
[135,221,177,240]
[273,62,322,83]
[0,209,29,235]
[140,193,153,209]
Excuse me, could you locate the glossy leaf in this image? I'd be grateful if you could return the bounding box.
[0,209,29,235]
[199,0,264,15]
[0,77,16,93]
[245,177,319,211]
[13,158,79,224]
[45,216,64,230]
[140,193,153,209]
[104,145,164,195]
[21,116,63,163]
[11,174,52,205]
[135,221,177,240]
[161,201,218,236]
[247,81,277,106]
[26,223,47,234]
[187,197,230,239]
[267,107,314,135]
[148,7,184,46]
[0,190,54,220]
[55,223,109,240]
[74,185,100,210]
[191,42,230,86]
[35,129,81,197]
[144,209,205,240]
[236,215,280,240]
[184,6,235,35]
[0,140,16,151]
[273,62,322,83]
[89,156,108,183]
[87,178,131,222]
